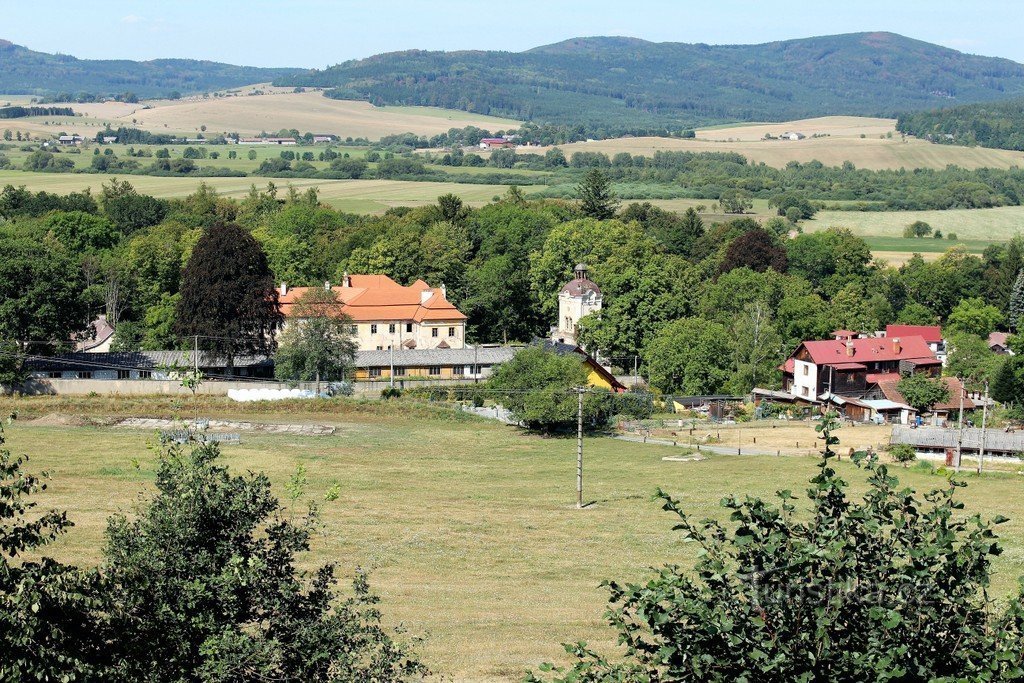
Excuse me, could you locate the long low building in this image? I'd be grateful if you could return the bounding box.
[352,346,517,381]
[891,425,1024,458]
[25,351,274,380]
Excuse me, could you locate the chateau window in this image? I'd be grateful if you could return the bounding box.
[448,327,455,337]
[431,328,438,338]
[350,325,358,334]
[389,323,396,333]
[371,324,378,334]
[406,323,413,333]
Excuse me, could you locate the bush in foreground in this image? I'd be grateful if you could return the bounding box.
[529,413,1024,682]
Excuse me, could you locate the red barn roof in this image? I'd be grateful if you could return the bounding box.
[796,335,938,365]
[886,325,942,344]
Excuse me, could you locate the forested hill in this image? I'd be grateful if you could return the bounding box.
[278,32,1024,131]
[0,39,301,98]
[897,98,1024,151]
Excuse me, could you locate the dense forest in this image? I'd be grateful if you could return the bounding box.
[1,178,1019,401]
[897,97,1024,151]
[0,39,302,97]
[0,105,74,119]
[279,33,1024,130]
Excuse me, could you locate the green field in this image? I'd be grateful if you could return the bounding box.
[0,171,518,213]
[3,397,1023,681]
[808,206,1024,242]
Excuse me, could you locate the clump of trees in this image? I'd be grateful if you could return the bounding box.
[528,414,1024,682]
[0,417,425,681]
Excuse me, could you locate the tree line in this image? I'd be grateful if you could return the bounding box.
[0,105,75,119]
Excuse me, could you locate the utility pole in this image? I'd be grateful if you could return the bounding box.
[390,345,395,389]
[955,386,966,473]
[577,387,585,509]
[474,344,479,384]
[978,381,989,474]
[633,356,638,388]
[194,335,199,377]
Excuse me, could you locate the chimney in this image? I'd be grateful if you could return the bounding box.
[342,271,352,287]
[324,280,331,291]
[279,282,288,296]
[892,337,901,354]
[845,341,855,357]
[440,283,447,299]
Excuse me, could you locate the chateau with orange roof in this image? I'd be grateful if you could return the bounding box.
[278,274,467,351]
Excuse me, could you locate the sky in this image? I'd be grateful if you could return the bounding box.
[3,0,1024,67]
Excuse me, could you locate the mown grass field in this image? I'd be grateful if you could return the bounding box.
[1,91,521,139]
[2,397,1023,682]
[808,205,1024,242]
[0,171,516,213]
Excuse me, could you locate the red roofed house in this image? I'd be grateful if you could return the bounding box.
[278,274,467,351]
[884,324,946,364]
[782,335,941,402]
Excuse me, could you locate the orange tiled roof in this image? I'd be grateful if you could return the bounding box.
[279,274,466,323]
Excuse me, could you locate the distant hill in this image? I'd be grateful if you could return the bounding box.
[277,32,1024,130]
[0,39,301,98]
[897,98,1024,151]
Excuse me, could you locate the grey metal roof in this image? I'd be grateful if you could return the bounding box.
[26,351,272,371]
[892,425,1024,454]
[354,346,521,367]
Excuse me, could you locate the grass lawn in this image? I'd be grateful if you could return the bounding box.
[2,397,1023,682]
[808,206,1024,242]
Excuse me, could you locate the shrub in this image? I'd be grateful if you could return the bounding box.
[889,442,917,466]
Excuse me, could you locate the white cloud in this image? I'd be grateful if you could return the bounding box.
[120,14,145,24]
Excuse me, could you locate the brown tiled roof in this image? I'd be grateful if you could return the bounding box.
[875,376,974,412]
[559,277,601,296]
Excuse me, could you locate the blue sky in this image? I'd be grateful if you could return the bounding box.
[4,0,1023,67]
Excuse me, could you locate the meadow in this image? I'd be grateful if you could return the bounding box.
[2,397,1023,681]
[0,171,514,213]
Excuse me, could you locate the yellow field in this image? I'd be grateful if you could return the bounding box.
[0,171,514,213]
[696,116,898,141]
[4,91,521,139]
[809,205,1024,241]
[510,116,1024,171]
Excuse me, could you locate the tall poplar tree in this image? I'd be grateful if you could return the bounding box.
[1010,269,1024,332]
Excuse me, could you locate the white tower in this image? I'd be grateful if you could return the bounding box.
[553,264,602,345]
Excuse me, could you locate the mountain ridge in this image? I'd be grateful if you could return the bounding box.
[277,32,1024,130]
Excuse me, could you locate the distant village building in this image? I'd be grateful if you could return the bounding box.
[312,135,336,143]
[279,274,467,352]
[75,315,116,353]
[57,134,83,146]
[989,331,1014,355]
[479,137,515,149]
[780,131,806,141]
[238,137,298,145]
[101,136,118,144]
[552,264,602,346]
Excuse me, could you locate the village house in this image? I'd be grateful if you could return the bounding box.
[989,331,1015,355]
[238,136,298,145]
[278,274,467,352]
[57,134,83,146]
[312,135,336,143]
[780,131,806,140]
[864,375,973,426]
[479,137,515,149]
[75,315,116,353]
[781,333,941,402]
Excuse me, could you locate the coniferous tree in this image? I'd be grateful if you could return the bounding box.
[174,222,283,368]
[577,169,618,220]
[1010,270,1024,331]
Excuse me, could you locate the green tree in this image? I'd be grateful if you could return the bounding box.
[642,317,732,394]
[247,149,257,161]
[717,188,753,214]
[729,302,784,393]
[895,301,937,325]
[174,223,283,367]
[947,297,1004,337]
[904,220,933,238]
[576,168,618,219]
[45,210,121,253]
[1010,270,1024,331]
[529,414,1024,682]
[720,227,787,274]
[0,238,85,383]
[102,442,424,682]
[488,346,609,432]
[888,442,917,466]
[992,355,1024,408]
[946,331,1000,388]
[0,416,105,680]
[896,373,951,413]
[274,288,357,393]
